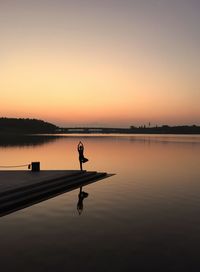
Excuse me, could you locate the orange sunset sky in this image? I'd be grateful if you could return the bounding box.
[1,0,199,127]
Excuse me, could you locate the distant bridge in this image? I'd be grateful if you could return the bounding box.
[55,126,200,134]
[57,127,129,133]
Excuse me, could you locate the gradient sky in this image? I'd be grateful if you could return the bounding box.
[1,0,199,127]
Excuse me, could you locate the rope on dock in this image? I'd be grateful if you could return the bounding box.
[0,164,30,168]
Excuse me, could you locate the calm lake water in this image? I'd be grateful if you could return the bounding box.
[0,134,200,271]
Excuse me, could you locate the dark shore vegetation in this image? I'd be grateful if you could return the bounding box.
[0,117,58,134]
[0,117,199,135]
[61,125,200,134]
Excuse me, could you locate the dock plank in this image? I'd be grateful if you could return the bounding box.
[0,170,81,193]
[0,170,113,216]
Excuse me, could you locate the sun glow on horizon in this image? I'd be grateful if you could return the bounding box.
[1,0,199,126]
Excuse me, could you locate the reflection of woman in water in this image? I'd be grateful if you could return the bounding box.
[77,187,89,215]
[77,141,88,171]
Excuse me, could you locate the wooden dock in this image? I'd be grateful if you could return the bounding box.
[0,170,112,217]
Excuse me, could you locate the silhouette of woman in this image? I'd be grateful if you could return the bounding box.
[77,141,88,171]
[77,187,89,215]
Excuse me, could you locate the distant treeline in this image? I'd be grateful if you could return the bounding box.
[61,125,200,134]
[128,125,200,134]
[0,118,58,134]
[0,118,200,134]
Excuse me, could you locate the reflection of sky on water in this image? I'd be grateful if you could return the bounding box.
[0,135,200,271]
